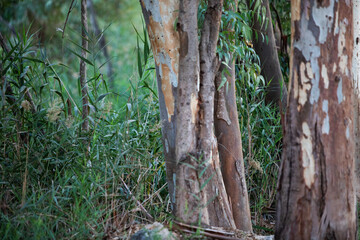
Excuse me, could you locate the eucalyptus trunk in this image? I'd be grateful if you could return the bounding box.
[354,0,360,198]
[140,0,179,208]
[214,2,252,231]
[214,61,252,231]
[275,1,356,239]
[140,0,252,229]
[249,0,288,110]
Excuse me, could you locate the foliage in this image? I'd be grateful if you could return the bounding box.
[236,60,282,233]
[0,0,143,98]
[197,0,282,233]
[0,26,167,239]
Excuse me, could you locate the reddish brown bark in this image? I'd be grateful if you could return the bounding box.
[249,0,288,110]
[353,0,360,199]
[276,1,356,239]
[215,61,252,231]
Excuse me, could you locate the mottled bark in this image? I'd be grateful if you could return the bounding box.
[140,0,251,229]
[80,0,89,132]
[276,1,356,239]
[249,0,288,110]
[139,0,179,206]
[175,0,202,223]
[175,0,235,227]
[353,0,360,199]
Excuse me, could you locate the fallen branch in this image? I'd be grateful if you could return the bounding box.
[172,220,274,240]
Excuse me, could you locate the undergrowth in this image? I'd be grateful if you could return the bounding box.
[0,20,282,240]
[0,28,167,239]
[237,58,282,233]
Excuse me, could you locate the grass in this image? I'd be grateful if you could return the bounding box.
[0,13,282,240]
[0,28,169,239]
[235,44,282,233]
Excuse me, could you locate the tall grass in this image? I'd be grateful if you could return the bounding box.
[236,43,282,233]
[0,27,168,239]
[0,19,282,239]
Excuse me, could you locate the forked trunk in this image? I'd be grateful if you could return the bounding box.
[175,0,235,227]
[140,0,253,229]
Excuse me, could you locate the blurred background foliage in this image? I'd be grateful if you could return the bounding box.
[0,0,143,103]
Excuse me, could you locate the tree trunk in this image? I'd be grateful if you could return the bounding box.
[80,0,89,132]
[275,1,356,239]
[249,0,288,110]
[214,1,252,230]
[140,0,252,230]
[175,0,236,227]
[214,61,252,231]
[139,0,179,207]
[353,0,360,199]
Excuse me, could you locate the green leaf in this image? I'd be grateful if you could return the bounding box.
[96,93,110,102]
[68,49,94,66]
[137,37,143,79]
[200,173,215,191]
[67,38,91,54]
[217,74,228,91]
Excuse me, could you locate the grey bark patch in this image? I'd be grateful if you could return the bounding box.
[294,13,321,104]
[312,0,335,44]
[142,0,162,22]
[322,100,330,134]
[337,77,343,103]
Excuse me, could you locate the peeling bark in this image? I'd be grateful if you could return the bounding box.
[353,0,360,199]
[140,0,180,204]
[140,0,251,230]
[276,1,356,239]
[175,0,235,227]
[214,2,252,231]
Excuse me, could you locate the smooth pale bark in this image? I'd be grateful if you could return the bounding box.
[276,1,356,239]
[214,62,252,231]
[249,0,288,110]
[80,0,89,132]
[139,0,179,205]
